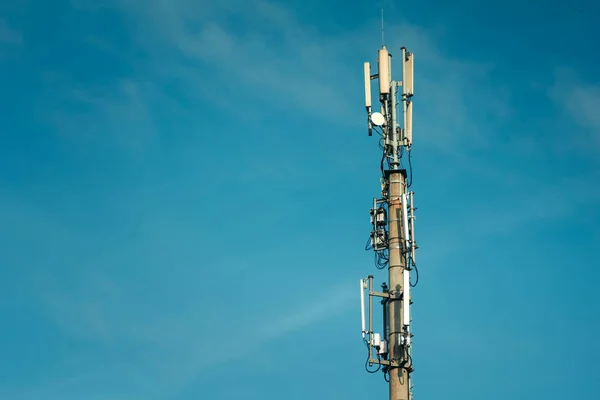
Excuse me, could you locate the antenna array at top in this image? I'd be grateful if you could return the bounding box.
[363,44,414,150]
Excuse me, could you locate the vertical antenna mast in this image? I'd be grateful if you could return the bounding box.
[381,9,385,45]
[359,20,418,400]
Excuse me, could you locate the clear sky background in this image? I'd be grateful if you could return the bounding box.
[1,0,599,399]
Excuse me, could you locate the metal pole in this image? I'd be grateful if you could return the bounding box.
[387,170,410,400]
[369,275,374,355]
[362,41,416,399]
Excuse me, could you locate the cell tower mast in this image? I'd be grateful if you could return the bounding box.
[359,37,416,400]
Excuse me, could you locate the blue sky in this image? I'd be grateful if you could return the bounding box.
[1,0,599,399]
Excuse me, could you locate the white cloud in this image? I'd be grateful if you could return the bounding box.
[569,84,600,130]
[549,67,600,148]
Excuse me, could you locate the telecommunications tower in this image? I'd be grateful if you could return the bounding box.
[358,40,417,400]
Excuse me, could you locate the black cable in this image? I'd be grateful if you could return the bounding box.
[376,249,388,269]
[380,148,385,177]
[410,263,419,287]
[365,236,373,251]
[375,250,388,269]
[406,353,414,371]
[374,252,381,269]
[407,148,413,188]
[364,340,381,374]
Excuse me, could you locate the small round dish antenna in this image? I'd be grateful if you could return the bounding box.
[370,112,386,126]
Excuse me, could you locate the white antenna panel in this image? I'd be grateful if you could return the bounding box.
[404,100,413,145]
[403,52,414,96]
[360,279,366,338]
[364,62,372,109]
[377,46,390,95]
[401,49,413,146]
[403,269,410,326]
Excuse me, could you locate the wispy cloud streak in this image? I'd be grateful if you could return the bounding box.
[0,18,21,45]
[549,67,600,149]
[23,260,356,399]
[68,0,512,152]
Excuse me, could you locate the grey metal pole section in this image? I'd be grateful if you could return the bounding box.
[388,170,409,400]
[369,275,374,348]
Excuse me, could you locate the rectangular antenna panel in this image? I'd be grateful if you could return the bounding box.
[404,101,413,145]
[403,269,410,325]
[378,47,390,95]
[403,52,414,95]
[409,192,417,264]
[402,194,410,249]
[360,279,366,337]
[364,62,372,108]
[402,50,414,146]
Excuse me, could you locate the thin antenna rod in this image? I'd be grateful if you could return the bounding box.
[381,9,385,45]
